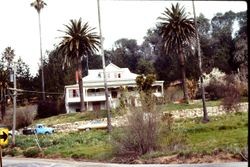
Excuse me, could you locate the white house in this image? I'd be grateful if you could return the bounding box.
[64,63,164,113]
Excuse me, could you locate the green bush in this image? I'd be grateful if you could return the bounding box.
[23,147,41,157]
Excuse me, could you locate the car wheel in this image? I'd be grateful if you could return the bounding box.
[85,128,91,131]
[45,132,49,135]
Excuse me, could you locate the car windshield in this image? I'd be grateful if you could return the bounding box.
[91,120,102,124]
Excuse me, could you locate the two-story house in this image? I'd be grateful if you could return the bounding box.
[64,63,164,113]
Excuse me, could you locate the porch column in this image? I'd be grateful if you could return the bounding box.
[161,83,164,96]
[86,88,88,111]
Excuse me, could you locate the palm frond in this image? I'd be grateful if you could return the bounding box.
[158,3,195,55]
[57,18,101,68]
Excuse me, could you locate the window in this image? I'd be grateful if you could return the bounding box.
[73,90,78,97]
[111,91,117,98]
[69,89,79,98]
[98,73,101,78]
[118,73,121,78]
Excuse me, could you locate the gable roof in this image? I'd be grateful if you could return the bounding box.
[82,63,138,82]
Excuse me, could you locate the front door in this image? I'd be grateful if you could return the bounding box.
[93,102,101,111]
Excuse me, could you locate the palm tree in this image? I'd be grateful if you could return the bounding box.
[31,0,46,100]
[158,3,196,103]
[58,18,100,111]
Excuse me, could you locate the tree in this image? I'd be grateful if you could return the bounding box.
[0,71,8,120]
[57,18,100,111]
[107,38,142,73]
[0,47,16,120]
[158,3,196,103]
[233,11,247,78]
[31,0,46,100]
[16,57,34,102]
[1,47,15,69]
[197,14,214,73]
[210,11,236,73]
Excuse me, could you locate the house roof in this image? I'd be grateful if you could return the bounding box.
[65,63,164,89]
[83,62,138,83]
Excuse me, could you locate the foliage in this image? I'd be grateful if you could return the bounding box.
[136,59,155,75]
[210,11,237,73]
[203,68,226,87]
[33,110,110,125]
[179,112,248,155]
[112,94,161,156]
[36,99,65,119]
[158,3,196,103]
[157,3,196,55]
[136,74,156,93]
[23,147,41,158]
[30,0,46,13]
[3,111,247,161]
[164,86,183,102]
[221,75,241,112]
[186,79,198,100]
[205,78,226,100]
[106,38,142,73]
[3,105,37,129]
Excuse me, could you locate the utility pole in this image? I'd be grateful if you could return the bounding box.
[97,0,112,132]
[192,0,209,122]
[12,63,17,146]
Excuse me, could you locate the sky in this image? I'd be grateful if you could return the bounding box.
[0,0,247,76]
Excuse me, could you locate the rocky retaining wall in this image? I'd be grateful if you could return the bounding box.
[167,102,248,119]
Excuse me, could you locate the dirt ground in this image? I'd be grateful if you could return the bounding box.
[110,151,246,164]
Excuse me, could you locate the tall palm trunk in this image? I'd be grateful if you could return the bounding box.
[178,50,189,104]
[38,11,45,100]
[77,58,85,111]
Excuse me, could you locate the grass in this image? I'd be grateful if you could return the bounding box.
[160,100,221,112]
[161,96,248,112]
[158,112,248,156]
[6,130,113,160]
[33,110,109,126]
[5,111,248,161]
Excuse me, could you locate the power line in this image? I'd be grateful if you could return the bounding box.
[7,88,64,95]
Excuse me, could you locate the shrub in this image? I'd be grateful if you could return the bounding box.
[112,93,161,156]
[3,105,37,129]
[23,147,41,157]
[186,79,198,100]
[203,68,226,87]
[36,99,66,119]
[205,78,225,100]
[221,75,241,112]
[16,105,37,129]
[164,86,183,102]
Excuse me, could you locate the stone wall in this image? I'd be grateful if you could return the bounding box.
[166,102,248,119]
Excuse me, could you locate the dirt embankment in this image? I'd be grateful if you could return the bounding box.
[110,151,246,164]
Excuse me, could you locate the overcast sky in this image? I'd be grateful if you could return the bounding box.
[0,0,247,75]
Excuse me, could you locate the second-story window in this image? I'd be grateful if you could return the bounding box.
[69,89,79,97]
[118,73,121,78]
